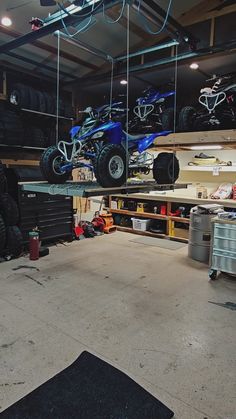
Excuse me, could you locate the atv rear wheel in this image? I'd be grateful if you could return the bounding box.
[96,144,127,188]
[178,106,196,132]
[40,146,71,184]
[153,152,179,184]
[161,107,175,130]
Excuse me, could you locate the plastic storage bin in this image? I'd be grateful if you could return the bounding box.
[131,218,151,231]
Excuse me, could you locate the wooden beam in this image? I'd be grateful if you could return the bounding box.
[0,25,99,71]
[210,17,215,47]
[0,59,54,82]
[180,1,236,25]
[84,0,236,83]
[179,0,223,25]
[105,5,150,40]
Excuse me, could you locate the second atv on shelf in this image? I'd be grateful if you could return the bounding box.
[40,105,179,188]
[178,72,236,132]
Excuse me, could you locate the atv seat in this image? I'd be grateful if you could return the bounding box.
[123,131,144,141]
[200,87,213,95]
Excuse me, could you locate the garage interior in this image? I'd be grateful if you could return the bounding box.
[0,1,236,418]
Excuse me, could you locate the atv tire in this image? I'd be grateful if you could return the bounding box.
[0,193,19,226]
[28,87,39,111]
[0,161,7,193]
[9,83,29,108]
[40,146,71,184]
[37,90,47,113]
[178,106,196,132]
[96,144,127,188]
[6,226,23,258]
[32,127,46,148]
[0,214,6,254]
[153,152,179,184]
[161,107,175,130]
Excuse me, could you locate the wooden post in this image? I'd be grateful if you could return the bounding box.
[210,17,215,47]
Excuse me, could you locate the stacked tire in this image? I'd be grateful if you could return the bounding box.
[24,126,47,148]
[9,83,74,117]
[0,161,23,259]
[0,110,24,146]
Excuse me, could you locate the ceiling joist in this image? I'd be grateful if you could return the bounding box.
[0,25,98,71]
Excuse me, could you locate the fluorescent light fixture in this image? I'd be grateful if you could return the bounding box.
[190,145,223,150]
[190,62,199,70]
[1,16,12,27]
[120,80,128,85]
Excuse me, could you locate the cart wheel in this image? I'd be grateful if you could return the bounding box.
[209,269,218,280]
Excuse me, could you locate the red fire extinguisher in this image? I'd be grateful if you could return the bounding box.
[29,230,39,260]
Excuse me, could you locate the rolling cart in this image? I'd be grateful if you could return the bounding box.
[209,217,236,280]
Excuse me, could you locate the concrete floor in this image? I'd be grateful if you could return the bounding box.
[0,232,235,419]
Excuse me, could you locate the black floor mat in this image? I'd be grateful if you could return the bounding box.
[1,351,174,419]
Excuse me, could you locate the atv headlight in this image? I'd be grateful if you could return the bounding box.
[91,131,104,139]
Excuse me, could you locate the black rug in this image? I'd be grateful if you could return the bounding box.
[1,351,174,419]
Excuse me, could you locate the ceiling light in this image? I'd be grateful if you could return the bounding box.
[190,62,199,70]
[190,145,223,150]
[120,80,128,85]
[1,16,12,27]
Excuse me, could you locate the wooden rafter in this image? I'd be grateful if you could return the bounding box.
[0,25,99,71]
[105,4,150,40]
[84,0,236,81]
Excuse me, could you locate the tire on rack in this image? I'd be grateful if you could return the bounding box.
[32,127,46,148]
[153,152,179,184]
[2,111,24,146]
[64,102,74,118]
[40,146,71,184]
[0,193,19,226]
[37,90,47,113]
[0,214,6,254]
[0,121,5,143]
[0,161,7,193]
[6,226,23,258]
[43,92,55,114]
[161,107,175,130]
[96,144,127,188]
[28,87,39,111]
[178,106,196,132]
[9,83,30,108]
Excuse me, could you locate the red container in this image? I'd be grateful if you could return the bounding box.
[233,185,236,200]
[160,205,167,215]
[29,231,39,260]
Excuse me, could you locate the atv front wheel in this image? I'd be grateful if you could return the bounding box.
[40,146,70,184]
[153,152,179,184]
[178,106,196,132]
[96,144,127,188]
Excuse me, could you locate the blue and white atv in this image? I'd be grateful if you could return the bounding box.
[40,105,179,188]
[128,86,175,134]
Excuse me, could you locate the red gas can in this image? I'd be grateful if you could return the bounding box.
[29,231,39,260]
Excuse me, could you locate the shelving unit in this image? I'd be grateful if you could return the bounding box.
[21,108,74,121]
[153,129,236,149]
[109,192,236,242]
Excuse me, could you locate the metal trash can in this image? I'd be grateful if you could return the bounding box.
[188,204,224,263]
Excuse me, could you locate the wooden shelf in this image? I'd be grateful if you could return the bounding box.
[153,129,236,149]
[110,208,167,220]
[21,108,74,121]
[182,165,236,172]
[116,226,166,238]
[169,216,190,223]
